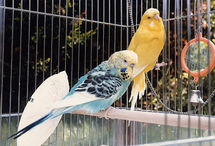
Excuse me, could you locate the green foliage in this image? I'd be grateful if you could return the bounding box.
[211,2,215,43]
[66,20,97,47]
[32,58,51,73]
[28,10,97,74]
[67,0,73,8]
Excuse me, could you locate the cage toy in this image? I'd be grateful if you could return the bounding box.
[181,32,215,82]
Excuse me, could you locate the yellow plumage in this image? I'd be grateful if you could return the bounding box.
[128,8,165,110]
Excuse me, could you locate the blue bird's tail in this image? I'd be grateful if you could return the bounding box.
[8,106,80,139]
[8,112,51,139]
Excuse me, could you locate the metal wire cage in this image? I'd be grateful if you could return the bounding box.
[0,0,215,145]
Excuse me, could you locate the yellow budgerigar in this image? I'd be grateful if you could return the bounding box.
[128,8,166,110]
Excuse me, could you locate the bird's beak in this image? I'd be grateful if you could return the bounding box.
[130,64,135,70]
[154,14,159,21]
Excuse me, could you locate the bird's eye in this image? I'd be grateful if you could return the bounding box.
[123,60,127,63]
[148,17,151,19]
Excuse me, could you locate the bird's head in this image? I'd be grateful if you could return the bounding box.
[108,50,138,80]
[140,8,163,31]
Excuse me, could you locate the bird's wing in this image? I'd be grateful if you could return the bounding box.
[53,62,122,110]
[64,61,109,97]
[52,92,103,109]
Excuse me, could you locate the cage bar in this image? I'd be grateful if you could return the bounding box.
[0,0,215,146]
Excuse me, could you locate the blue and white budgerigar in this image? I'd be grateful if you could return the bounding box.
[9,50,138,144]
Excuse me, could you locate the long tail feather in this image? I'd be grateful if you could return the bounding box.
[9,106,79,140]
[129,72,146,111]
[8,113,51,139]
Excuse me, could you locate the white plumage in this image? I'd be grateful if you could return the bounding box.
[17,71,69,146]
[52,92,102,109]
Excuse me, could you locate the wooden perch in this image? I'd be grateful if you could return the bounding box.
[72,107,215,131]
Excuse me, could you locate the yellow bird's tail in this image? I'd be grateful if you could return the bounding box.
[129,71,146,111]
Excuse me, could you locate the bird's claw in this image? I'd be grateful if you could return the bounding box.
[155,62,167,70]
[104,107,114,119]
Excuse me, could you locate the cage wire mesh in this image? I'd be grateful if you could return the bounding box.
[0,0,215,145]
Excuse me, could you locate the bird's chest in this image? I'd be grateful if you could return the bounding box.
[135,31,163,57]
[80,98,114,114]
[136,39,162,57]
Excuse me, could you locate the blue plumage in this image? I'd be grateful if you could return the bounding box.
[9,50,138,141]
[120,67,127,72]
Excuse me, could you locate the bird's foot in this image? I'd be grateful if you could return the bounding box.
[104,107,114,119]
[155,62,168,70]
